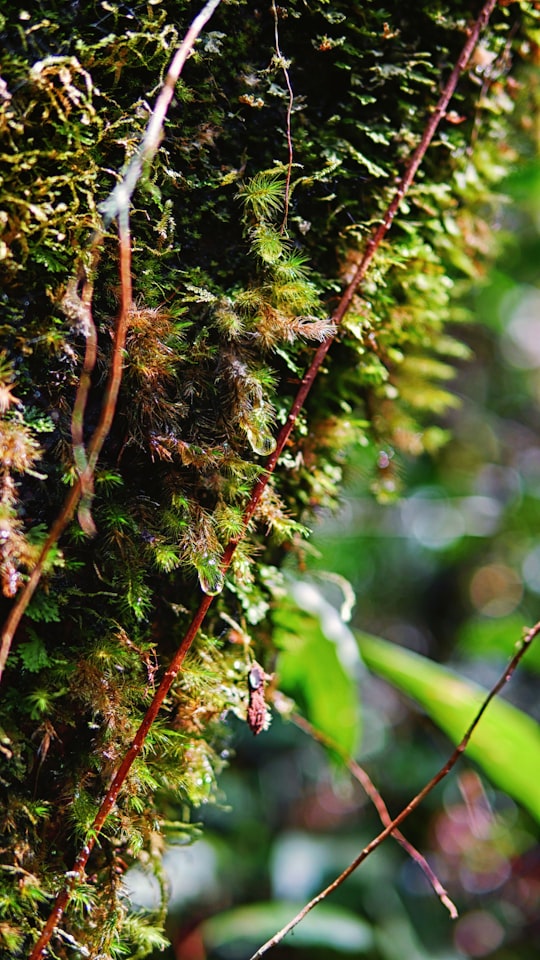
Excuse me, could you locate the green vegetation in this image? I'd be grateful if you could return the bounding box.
[0,1,538,956]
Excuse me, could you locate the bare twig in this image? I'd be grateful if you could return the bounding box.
[86,210,132,474]
[75,208,133,527]
[286,706,457,917]
[0,0,223,684]
[271,0,294,231]
[26,1,501,953]
[0,483,81,681]
[248,621,539,960]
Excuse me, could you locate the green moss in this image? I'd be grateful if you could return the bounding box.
[0,0,538,954]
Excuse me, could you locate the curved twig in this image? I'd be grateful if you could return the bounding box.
[0,217,131,682]
[285,706,457,918]
[248,620,539,960]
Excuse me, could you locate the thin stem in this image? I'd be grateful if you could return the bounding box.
[86,210,132,473]
[248,621,539,960]
[0,484,81,680]
[287,708,457,917]
[332,0,499,328]
[0,219,131,683]
[271,0,294,232]
[72,286,98,537]
[77,209,133,526]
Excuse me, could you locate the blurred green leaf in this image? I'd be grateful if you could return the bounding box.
[274,584,361,756]
[504,159,540,205]
[457,615,540,673]
[202,900,373,953]
[356,632,540,822]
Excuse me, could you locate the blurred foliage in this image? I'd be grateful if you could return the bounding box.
[273,582,361,757]
[357,630,540,821]
[1,0,539,958]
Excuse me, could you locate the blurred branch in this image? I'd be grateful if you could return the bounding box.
[282,702,457,918]
[249,620,539,959]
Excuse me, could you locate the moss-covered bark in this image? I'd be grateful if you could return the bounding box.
[0,1,538,955]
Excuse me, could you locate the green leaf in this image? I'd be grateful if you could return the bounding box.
[273,582,361,755]
[356,632,540,822]
[25,591,61,623]
[457,615,540,674]
[19,633,52,672]
[202,901,373,954]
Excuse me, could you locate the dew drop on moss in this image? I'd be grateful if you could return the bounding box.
[198,562,225,596]
[245,427,277,457]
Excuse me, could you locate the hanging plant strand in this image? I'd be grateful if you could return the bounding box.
[271,0,295,231]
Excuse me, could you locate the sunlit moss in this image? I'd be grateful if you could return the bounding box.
[0,0,538,955]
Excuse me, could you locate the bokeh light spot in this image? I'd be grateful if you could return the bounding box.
[454,910,505,957]
[469,564,522,617]
[502,286,540,369]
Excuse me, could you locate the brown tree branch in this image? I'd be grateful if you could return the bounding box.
[248,620,539,960]
[26,0,500,953]
[284,705,457,918]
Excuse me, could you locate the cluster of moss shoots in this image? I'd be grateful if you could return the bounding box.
[0,0,538,955]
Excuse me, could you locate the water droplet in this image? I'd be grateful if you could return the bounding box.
[198,564,225,596]
[245,426,277,457]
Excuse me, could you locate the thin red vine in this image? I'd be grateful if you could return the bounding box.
[286,706,457,917]
[248,620,539,959]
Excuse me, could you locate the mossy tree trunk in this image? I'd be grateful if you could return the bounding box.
[0,1,538,956]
